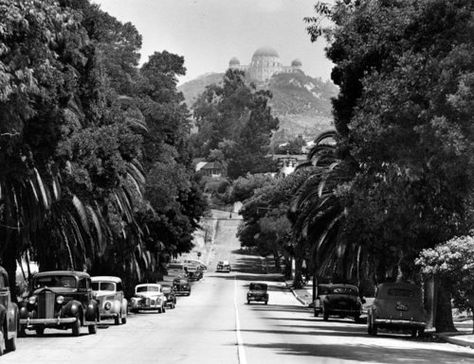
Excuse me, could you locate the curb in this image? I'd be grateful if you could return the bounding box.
[284,281,310,307]
[435,333,474,349]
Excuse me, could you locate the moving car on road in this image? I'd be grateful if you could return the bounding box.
[216,260,231,273]
[130,284,166,313]
[19,271,99,336]
[367,282,426,337]
[314,283,363,322]
[91,276,127,325]
[247,282,268,305]
[172,277,191,296]
[0,266,18,356]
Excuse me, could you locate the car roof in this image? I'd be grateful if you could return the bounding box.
[136,283,161,288]
[319,283,358,289]
[91,276,122,283]
[34,270,90,279]
[378,282,420,290]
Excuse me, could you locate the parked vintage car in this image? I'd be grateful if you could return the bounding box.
[19,271,99,336]
[247,282,268,305]
[185,265,203,281]
[0,266,18,356]
[91,276,127,325]
[161,285,176,309]
[172,277,191,296]
[314,283,363,322]
[183,259,207,271]
[216,260,231,273]
[367,282,426,337]
[130,284,166,313]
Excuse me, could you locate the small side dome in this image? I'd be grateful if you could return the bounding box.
[229,57,240,66]
[291,59,302,67]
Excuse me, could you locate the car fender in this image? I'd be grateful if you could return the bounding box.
[85,300,98,321]
[62,300,83,318]
[122,299,128,313]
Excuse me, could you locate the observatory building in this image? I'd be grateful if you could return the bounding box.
[228,46,302,82]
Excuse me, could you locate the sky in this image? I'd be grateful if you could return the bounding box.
[93,0,334,84]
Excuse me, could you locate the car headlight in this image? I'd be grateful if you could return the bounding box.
[56,295,65,305]
[105,301,112,310]
[29,295,37,305]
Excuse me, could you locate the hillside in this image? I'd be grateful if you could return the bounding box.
[178,70,339,139]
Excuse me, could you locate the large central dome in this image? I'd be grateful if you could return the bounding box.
[252,46,279,58]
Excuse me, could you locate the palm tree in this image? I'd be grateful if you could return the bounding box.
[289,130,362,289]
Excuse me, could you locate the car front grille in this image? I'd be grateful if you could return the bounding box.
[38,291,55,319]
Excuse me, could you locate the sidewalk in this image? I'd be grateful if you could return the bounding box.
[436,319,474,348]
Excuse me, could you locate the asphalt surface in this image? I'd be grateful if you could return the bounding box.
[4,215,474,363]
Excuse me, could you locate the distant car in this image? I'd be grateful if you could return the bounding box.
[314,283,363,322]
[130,284,166,313]
[183,259,207,271]
[166,261,187,277]
[161,285,176,309]
[216,260,231,273]
[368,282,426,337]
[186,265,203,281]
[172,277,191,296]
[91,276,128,325]
[247,282,268,305]
[19,271,99,336]
[0,266,18,356]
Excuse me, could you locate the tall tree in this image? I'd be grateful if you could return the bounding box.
[303,0,474,331]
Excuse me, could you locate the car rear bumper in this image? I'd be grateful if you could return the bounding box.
[248,295,268,301]
[374,319,426,328]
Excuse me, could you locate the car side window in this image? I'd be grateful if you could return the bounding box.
[117,282,123,292]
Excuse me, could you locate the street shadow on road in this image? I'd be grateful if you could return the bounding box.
[239,341,474,363]
[250,303,311,314]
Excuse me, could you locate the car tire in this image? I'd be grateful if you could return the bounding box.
[314,310,319,317]
[88,323,97,335]
[323,307,329,321]
[354,314,361,323]
[368,319,378,336]
[122,310,127,324]
[411,329,417,338]
[115,314,121,325]
[5,327,16,352]
[265,301,268,305]
[18,324,26,337]
[36,327,45,336]
[418,328,425,337]
[162,306,166,313]
[72,316,81,336]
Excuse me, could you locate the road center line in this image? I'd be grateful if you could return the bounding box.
[234,275,247,364]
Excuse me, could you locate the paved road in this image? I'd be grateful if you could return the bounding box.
[4,216,474,363]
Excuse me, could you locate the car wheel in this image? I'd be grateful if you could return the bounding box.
[265,301,268,305]
[5,326,16,352]
[162,305,166,313]
[72,316,81,336]
[411,329,417,338]
[114,314,121,325]
[418,328,425,337]
[323,307,329,321]
[368,318,378,336]
[314,310,319,317]
[354,314,361,323]
[88,323,97,335]
[18,324,26,337]
[36,327,45,336]
[122,310,127,324]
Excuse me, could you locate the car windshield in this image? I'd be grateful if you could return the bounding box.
[92,282,115,291]
[174,279,188,285]
[34,275,77,289]
[330,286,358,295]
[387,288,415,297]
[137,286,160,292]
[250,283,267,291]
